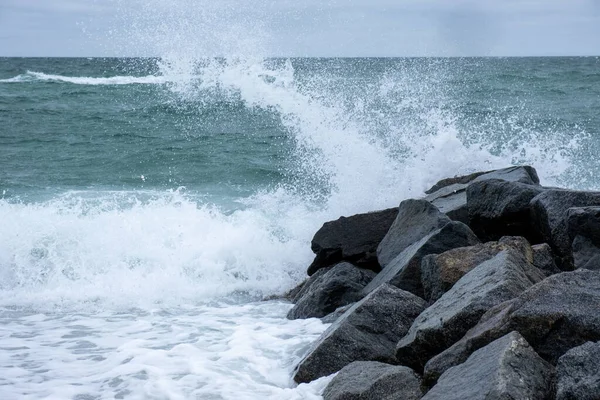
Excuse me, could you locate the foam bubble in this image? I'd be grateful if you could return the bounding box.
[0,71,169,85]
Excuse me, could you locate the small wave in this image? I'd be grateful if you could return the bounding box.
[0,71,170,85]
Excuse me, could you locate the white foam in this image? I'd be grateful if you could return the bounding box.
[0,71,169,85]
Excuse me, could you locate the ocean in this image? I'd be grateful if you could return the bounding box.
[1,56,599,399]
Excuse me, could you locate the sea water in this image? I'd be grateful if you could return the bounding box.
[1,55,599,399]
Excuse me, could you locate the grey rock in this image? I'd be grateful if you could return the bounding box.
[396,250,544,371]
[572,235,600,271]
[568,207,600,270]
[422,332,555,400]
[287,262,375,320]
[364,221,480,298]
[467,179,546,242]
[421,237,533,302]
[532,243,561,276]
[293,284,426,383]
[530,190,600,269]
[424,166,539,194]
[323,361,423,400]
[307,207,399,275]
[321,303,354,324]
[557,341,600,400]
[424,183,469,224]
[424,269,600,384]
[376,200,451,269]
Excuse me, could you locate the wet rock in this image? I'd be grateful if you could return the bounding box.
[530,190,600,269]
[424,183,469,224]
[467,179,546,242]
[421,237,533,302]
[396,250,544,371]
[287,262,375,320]
[424,166,539,194]
[293,284,426,383]
[323,361,423,400]
[422,332,555,400]
[556,341,600,400]
[532,243,561,276]
[424,269,600,384]
[376,200,451,269]
[307,207,399,275]
[364,221,480,298]
[567,207,600,270]
[320,303,354,324]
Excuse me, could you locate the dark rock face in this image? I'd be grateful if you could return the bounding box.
[556,341,600,400]
[364,221,480,298]
[467,179,546,242]
[532,243,561,276]
[293,284,426,383]
[424,183,469,224]
[421,237,533,303]
[307,207,399,276]
[422,332,555,400]
[567,207,600,270]
[424,270,600,384]
[530,190,600,269]
[424,166,539,194]
[376,200,451,269]
[396,250,544,371]
[322,361,423,400]
[287,262,375,320]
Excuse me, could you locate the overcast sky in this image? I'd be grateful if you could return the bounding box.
[1,0,599,57]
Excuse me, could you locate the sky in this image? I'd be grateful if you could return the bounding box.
[1,0,599,57]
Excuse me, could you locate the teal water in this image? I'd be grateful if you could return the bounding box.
[0,56,599,399]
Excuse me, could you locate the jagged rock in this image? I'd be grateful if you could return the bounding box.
[396,250,544,371]
[422,332,555,400]
[323,361,423,400]
[307,207,399,275]
[424,270,600,384]
[424,166,541,225]
[568,207,600,270]
[532,243,561,276]
[556,341,600,400]
[421,237,533,302]
[287,262,375,320]
[376,200,451,269]
[364,221,480,298]
[321,303,354,324]
[424,166,539,194]
[467,179,546,242]
[293,284,426,383]
[530,190,600,269]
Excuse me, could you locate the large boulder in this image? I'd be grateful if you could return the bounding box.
[530,190,600,269]
[395,249,544,371]
[293,284,426,383]
[363,221,480,298]
[323,361,423,400]
[376,200,451,269]
[307,207,399,275]
[556,341,600,400]
[422,332,555,400]
[467,179,546,242]
[424,269,600,384]
[424,166,540,226]
[532,243,561,276]
[421,236,533,302]
[567,207,600,270]
[424,166,539,194]
[287,262,375,320]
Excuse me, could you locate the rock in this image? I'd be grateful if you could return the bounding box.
[424,269,600,384]
[467,179,546,242]
[532,243,561,276]
[530,190,600,269]
[323,361,423,400]
[424,166,539,195]
[396,250,544,371]
[376,200,451,269]
[422,332,555,400]
[556,341,600,400]
[307,207,399,275]
[567,207,600,270]
[364,221,480,298]
[424,183,469,224]
[293,284,426,383]
[321,303,354,324]
[287,262,375,320]
[421,236,533,303]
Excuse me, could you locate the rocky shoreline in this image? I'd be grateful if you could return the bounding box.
[287,166,600,400]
